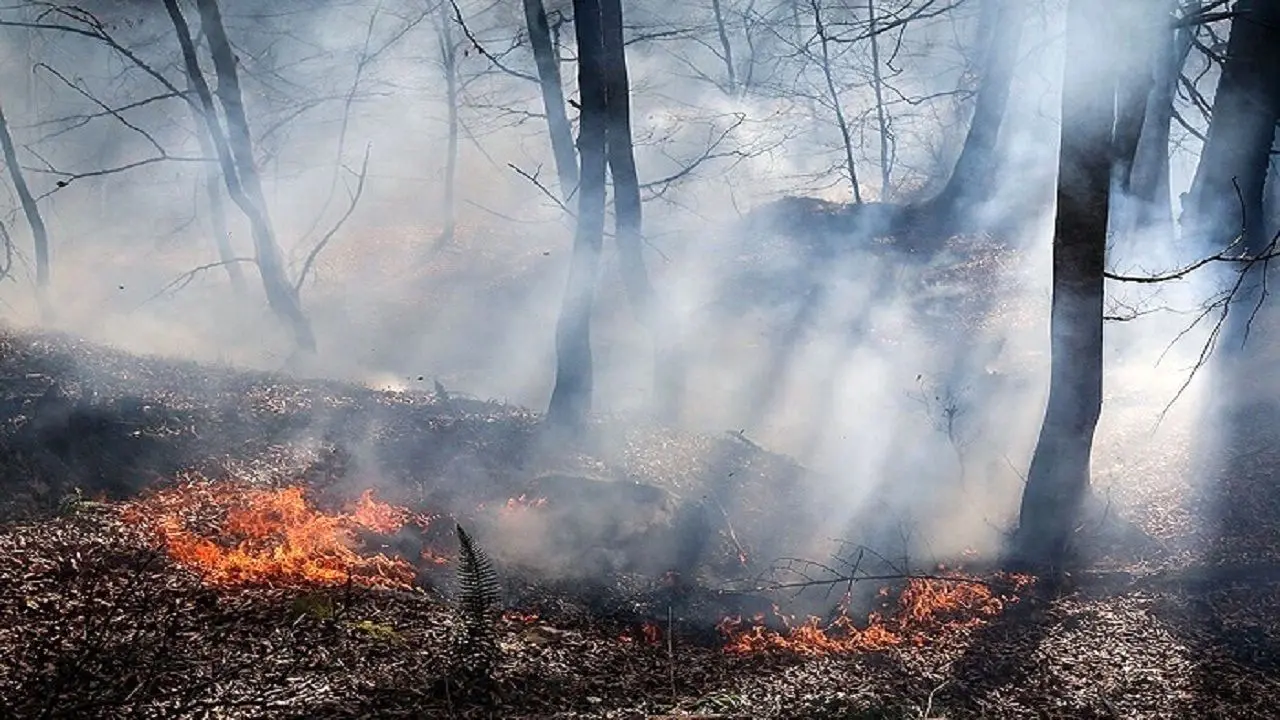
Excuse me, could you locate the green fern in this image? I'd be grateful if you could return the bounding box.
[451,523,501,691]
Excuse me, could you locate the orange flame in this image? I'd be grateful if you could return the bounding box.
[122,479,417,590]
[718,573,1034,655]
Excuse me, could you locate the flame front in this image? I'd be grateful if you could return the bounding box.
[718,574,1034,655]
[123,478,417,589]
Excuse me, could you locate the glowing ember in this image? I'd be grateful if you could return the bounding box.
[500,494,548,515]
[718,573,1034,655]
[122,478,417,589]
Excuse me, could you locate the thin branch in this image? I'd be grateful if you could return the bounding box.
[138,257,258,307]
[294,143,373,294]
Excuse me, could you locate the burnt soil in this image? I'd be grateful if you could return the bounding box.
[1,329,1279,719]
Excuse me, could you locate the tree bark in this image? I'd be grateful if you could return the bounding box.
[1012,0,1115,572]
[547,0,609,430]
[191,0,316,352]
[1182,0,1280,254]
[524,0,579,198]
[0,98,51,319]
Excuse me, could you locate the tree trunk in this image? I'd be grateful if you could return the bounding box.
[924,0,1024,221]
[187,77,245,292]
[1128,0,1197,235]
[547,0,609,430]
[1182,0,1280,254]
[0,98,51,320]
[1109,0,1162,236]
[437,4,460,249]
[711,0,737,94]
[811,0,862,204]
[1012,0,1115,572]
[192,0,316,352]
[524,0,579,198]
[868,0,891,199]
[1110,2,1159,196]
[599,0,677,418]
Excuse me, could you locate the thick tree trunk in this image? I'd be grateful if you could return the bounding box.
[1128,0,1197,235]
[0,99,51,319]
[1012,0,1114,572]
[1182,0,1280,254]
[924,0,1024,221]
[524,0,579,198]
[598,0,679,418]
[547,0,609,430]
[191,0,316,352]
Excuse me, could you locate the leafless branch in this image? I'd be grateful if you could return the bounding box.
[294,143,373,294]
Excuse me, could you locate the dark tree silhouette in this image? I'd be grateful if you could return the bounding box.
[1182,0,1280,254]
[1012,0,1120,571]
[1125,0,1198,236]
[920,0,1024,225]
[524,0,579,198]
[0,98,51,319]
[547,0,609,430]
[188,0,316,352]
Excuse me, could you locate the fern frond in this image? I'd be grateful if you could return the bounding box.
[451,523,501,694]
[455,523,501,624]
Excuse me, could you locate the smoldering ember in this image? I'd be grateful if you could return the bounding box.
[0,1,1278,719]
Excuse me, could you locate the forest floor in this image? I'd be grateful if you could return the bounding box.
[1,328,1278,719]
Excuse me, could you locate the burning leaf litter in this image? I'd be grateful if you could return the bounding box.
[717,573,1036,655]
[121,475,427,589]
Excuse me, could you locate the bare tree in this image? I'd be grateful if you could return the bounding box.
[1181,0,1280,253]
[183,45,246,293]
[165,0,316,352]
[1126,0,1199,235]
[547,0,609,430]
[810,0,863,203]
[867,0,891,198]
[0,98,52,318]
[437,1,462,248]
[711,0,739,93]
[1013,0,1121,571]
[920,0,1024,223]
[523,0,579,198]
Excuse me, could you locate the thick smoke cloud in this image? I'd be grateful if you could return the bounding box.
[0,0,1233,570]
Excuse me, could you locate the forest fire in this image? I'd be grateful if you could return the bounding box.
[717,574,1034,655]
[121,478,420,589]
